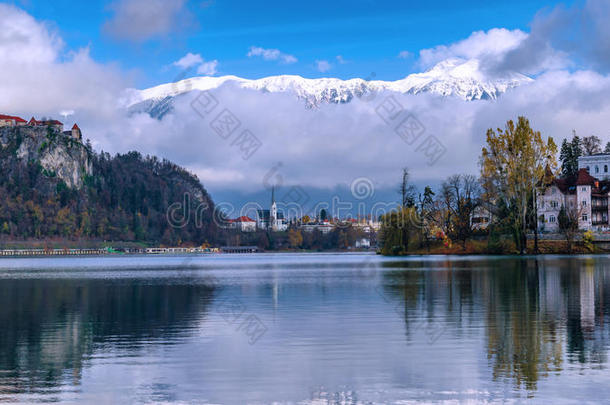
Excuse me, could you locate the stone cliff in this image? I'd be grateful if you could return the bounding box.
[0,126,92,189]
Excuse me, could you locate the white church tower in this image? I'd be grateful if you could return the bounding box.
[270,186,278,231]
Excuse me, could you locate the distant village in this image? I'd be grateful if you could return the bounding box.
[221,188,379,249]
[0,113,82,141]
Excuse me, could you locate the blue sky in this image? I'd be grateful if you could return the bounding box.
[10,0,574,87]
[4,0,609,205]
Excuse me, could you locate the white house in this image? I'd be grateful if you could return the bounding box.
[355,238,371,248]
[300,221,334,234]
[471,205,493,230]
[578,154,610,179]
[230,216,257,232]
[537,168,604,232]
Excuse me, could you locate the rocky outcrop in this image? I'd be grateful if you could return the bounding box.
[0,126,91,189]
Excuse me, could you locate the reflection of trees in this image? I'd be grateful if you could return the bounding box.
[0,279,214,395]
[483,260,563,391]
[381,257,610,393]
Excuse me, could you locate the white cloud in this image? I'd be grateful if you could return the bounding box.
[315,60,332,73]
[247,46,297,64]
[0,5,129,123]
[336,55,347,64]
[418,28,529,69]
[104,0,193,42]
[197,60,218,75]
[173,52,203,69]
[128,70,610,197]
[397,50,411,59]
[490,0,610,75]
[0,4,63,64]
[172,52,218,75]
[6,2,610,211]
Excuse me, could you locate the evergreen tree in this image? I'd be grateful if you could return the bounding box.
[570,135,583,174]
[604,142,610,154]
[559,139,574,177]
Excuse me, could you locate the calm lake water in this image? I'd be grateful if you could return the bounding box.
[0,253,609,404]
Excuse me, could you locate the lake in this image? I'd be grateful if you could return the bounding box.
[0,253,609,404]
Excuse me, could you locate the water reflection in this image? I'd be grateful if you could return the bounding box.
[0,279,215,397]
[381,257,610,393]
[0,255,609,403]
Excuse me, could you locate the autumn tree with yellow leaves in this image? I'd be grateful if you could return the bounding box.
[480,117,557,254]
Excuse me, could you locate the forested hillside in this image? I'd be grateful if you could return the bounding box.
[0,126,216,244]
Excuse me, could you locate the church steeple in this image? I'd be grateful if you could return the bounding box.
[270,186,277,231]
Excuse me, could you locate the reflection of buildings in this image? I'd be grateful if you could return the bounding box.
[382,257,610,393]
[580,267,595,333]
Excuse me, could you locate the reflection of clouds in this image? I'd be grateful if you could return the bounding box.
[3,255,610,402]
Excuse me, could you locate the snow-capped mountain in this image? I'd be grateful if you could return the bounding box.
[125,58,533,116]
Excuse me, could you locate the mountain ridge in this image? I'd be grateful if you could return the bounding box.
[125,58,534,116]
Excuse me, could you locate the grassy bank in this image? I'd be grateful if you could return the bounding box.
[402,238,597,255]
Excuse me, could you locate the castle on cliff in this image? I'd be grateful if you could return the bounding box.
[0,113,82,141]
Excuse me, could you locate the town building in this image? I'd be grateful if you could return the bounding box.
[68,123,82,141]
[300,221,334,234]
[537,168,602,232]
[28,117,64,132]
[578,154,610,179]
[257,187,288,231]
[471,205,493,230]
[0,114,27,127]
[229,216,257,232]
[355,238,371,248]
[2,113,83,141]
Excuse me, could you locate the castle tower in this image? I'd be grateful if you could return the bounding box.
[270,186,278,231]
[71,123,82,141]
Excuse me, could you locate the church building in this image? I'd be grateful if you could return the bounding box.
[257,187,288,231]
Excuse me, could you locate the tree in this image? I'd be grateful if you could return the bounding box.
[319,209,328,221]
[559,139,576,177]
[287,228,303,248]
[582,135,602,156]
[380,206,418,255]
[441,174,480,249]
[417,186,435,250]
[397,168,417,252]
[480,117,557,254]
[605,142,610,154]
[557,205,579,253]
[398,168,417,208]
[571,134,583,162]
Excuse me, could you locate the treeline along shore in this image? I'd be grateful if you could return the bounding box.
[1,116,608,256]
[378,116,607,256]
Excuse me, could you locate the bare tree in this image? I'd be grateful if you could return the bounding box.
[582,135,602,156]
[440,174,481,249]
[397,168,417,252]
[557,204,581,253]
[398,168,417,208]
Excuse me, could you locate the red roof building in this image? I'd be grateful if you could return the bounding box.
[0,114,27,126]
[27,117,63,128]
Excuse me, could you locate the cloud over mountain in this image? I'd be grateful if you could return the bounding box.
[3,3,610,207]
